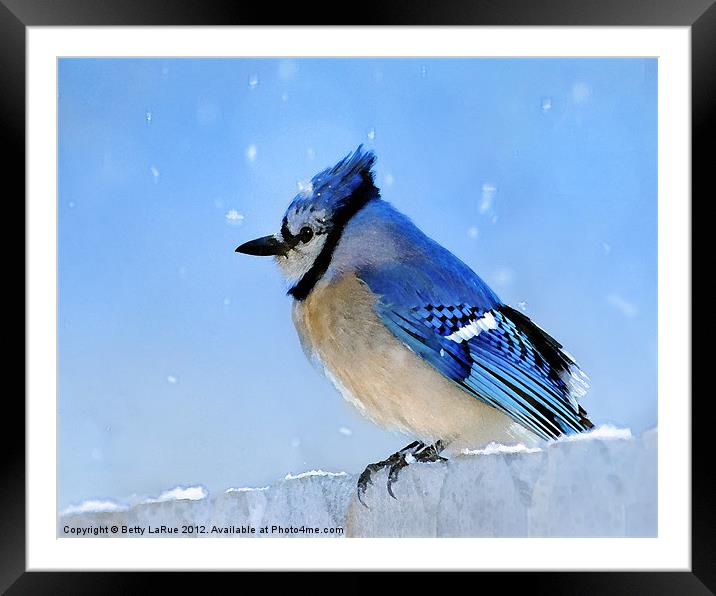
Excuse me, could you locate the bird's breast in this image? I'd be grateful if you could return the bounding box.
[291,274,522,448]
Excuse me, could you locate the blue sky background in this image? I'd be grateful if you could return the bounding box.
[58,58,657,510]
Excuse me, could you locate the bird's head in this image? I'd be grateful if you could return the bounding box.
[235,145,380,298]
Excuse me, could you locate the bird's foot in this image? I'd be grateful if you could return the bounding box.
[357,441,421,507]
[357,440,447,507]
[413,440,448,464]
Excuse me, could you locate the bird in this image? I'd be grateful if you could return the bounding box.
[236,145,592,504]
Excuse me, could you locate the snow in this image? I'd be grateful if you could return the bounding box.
[225,209,245,225]
[493,268,514,286]
[479,183,496,214]
[142,485,208,504]
[607,293,638,318]
[61,499,126,516]
[555,424,632,443]
[572,81,591,103]
[225,486,269,493]
[296,180,313,197]
[277,60,299,81]
[459,425,631,456]
[284,470,347,481]
[348,427,656,538]
[60,428,656,538]
[462,442,542,456]
[245,145,257,163]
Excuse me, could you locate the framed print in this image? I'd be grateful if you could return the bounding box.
[6,0,710,590]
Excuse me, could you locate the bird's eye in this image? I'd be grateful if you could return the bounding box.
[299,226,314,243]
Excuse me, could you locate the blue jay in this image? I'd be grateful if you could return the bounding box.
[236,145,592,503]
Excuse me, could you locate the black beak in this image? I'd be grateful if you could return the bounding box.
[235,235,288,256]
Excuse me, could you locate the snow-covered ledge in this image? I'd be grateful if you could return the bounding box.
[59,427,656,538]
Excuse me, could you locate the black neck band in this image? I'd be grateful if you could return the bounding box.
[288,178,378,301]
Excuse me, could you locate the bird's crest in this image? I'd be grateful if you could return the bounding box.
[288,145,379,218]
[325,144,376,186]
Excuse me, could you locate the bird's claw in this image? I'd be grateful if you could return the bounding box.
[356,464,381,507]
[386,456,410,499]
[356,440,446,506]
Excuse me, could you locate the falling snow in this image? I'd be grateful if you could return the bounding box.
[606,293,637,318]
[572,82,591,103]
[278,60,299,81]
[480,183,496,214]
[297,180,313,196]
[245,145,257,163]
[225,209,245,225]
[493,268,514,286]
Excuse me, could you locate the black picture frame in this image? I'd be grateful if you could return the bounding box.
[5,0,709,590]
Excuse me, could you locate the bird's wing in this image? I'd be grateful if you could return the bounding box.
[358,263,592,440]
